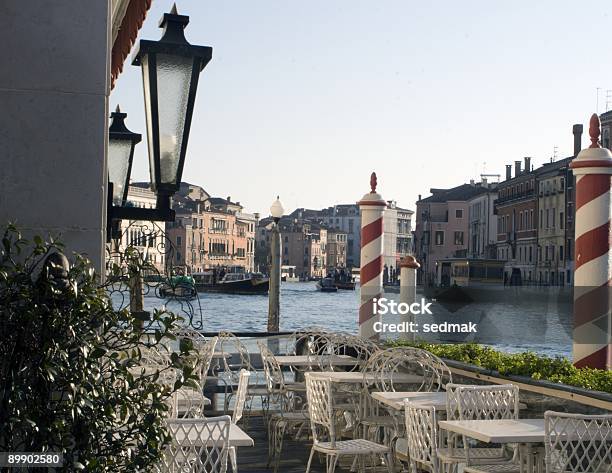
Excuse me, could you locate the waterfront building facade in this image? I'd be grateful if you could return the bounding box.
[326,228,348,270]
[535,158,574,286]
[166,183,256,274]
[396,206,414,260]
[415,182,488,285]
[494,158,537,284]
[467,180,498,259]
[319,205,361,268]
[114,185,167,272]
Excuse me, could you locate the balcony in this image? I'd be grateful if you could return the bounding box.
[494,189,535,206]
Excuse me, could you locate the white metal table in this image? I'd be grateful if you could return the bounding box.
[439,419,545,473]
[306,371,423,385]
[372,391,448,410]
[274,354,361,368]
[172,423,254,447]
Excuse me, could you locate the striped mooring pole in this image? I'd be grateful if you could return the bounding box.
[399,255,420,341]
[570,113,612,370]
[358,172,386,340]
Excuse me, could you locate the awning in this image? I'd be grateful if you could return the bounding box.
[111,0,152,89]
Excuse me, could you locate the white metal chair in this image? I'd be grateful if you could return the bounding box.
[443,384,520,473]
[258,341,308,473]
[156,415,231,473]
[405,400,441,473]
[228,369,250,473]
[544,411,612,473]
[175,336,218,418]
[217,332,255,412]
[305,374,393,473]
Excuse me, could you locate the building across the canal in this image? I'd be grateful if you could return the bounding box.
[162,182,257,274]
[255,202,413,278]
[414,179,494,285]
[415,122,585,287]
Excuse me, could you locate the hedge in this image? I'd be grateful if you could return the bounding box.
[386,340,612,394]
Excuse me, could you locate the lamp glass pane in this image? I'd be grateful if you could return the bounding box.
[108,140,132,205]
[156,53,193,186]
[141,55,156,189]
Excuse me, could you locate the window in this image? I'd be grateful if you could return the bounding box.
[177,236,182,245]
[455,209,463,218]
[529,246,532,262]
[530,210,534,229]
[435,231,444,246]
[559,245,564,261]
[454,231,464,245]
[540,210,543,229]
[552,208,555,228]
[559,211,564,230]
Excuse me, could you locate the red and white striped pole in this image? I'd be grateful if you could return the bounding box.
[358,172,386,340]
[570,113,612,370]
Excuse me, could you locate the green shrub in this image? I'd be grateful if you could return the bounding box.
[0,225,200,471]
[387,340,612,394]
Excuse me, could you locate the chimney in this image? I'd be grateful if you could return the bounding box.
[514,160,521,177]
[573,124,583,156]
[469,179,475,185]
[505,165,512,180]
[482,177,488,187]
[524,157,531,173]
[226,196,231,202]
[418,194,422,201]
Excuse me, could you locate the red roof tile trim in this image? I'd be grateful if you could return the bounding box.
[111,0,152,89]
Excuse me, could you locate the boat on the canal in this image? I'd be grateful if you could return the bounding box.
[316,277,338,292]
[335,280,356,290]
[158,275,197,299]
[192,270,269,295]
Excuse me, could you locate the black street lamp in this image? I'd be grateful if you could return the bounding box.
[107,4,212,242]
[108,106,141,206]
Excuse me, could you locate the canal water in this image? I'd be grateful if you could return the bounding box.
[124,282,574,359]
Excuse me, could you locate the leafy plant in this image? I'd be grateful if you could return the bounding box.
[387,340,612,394]
[0,225,200,471]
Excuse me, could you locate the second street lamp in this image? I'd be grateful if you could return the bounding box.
[108,105,141,207]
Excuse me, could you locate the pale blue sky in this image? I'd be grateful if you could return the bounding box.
[111,0,612,216]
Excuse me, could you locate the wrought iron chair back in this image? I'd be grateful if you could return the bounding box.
[446,383,519,421]
[218,331,253,376]
[322,333,379,372]
[157,415,232,473]
[544,411,612,473]
[405,400,440,473]
[446,383,519,466]
[365,347,452,393]
[305,374,336,449]
[232,369,251,424]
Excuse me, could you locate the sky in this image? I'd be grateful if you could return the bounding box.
[111,0,612,217]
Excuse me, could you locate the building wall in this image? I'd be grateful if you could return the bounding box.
[396,209,414,259]
[535,164,573,286]
[113,186,167,272]
[326,230,347,269]
[0,1,110,273]
[167,208,253,273]
[468,190,498,259]
[495,167,538,284]
[321,205,360,268]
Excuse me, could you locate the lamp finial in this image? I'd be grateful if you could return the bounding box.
[170,3,178,14]
[370,172,377,193]
[115,104,121,113]
[589,113,601,149]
